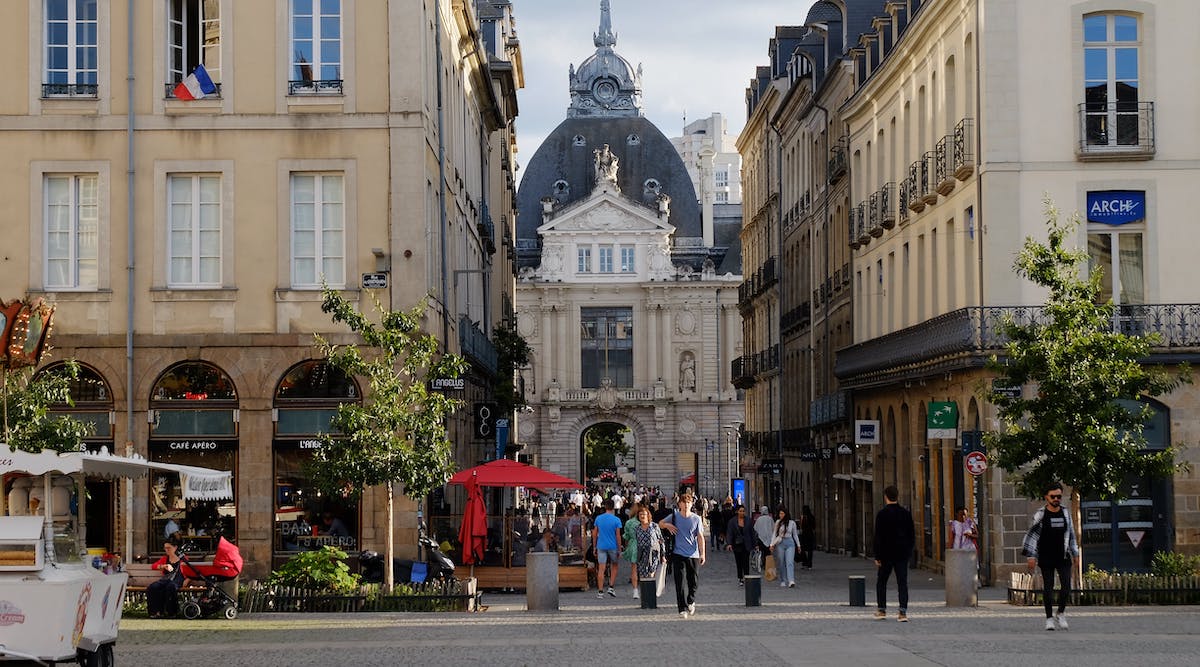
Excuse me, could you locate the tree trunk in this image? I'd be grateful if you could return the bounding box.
[385,482,395,592]
[1071,488,1084,586]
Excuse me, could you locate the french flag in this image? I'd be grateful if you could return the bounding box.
[173,64,217,100]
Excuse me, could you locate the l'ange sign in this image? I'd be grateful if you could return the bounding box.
[1087,190,1145,226]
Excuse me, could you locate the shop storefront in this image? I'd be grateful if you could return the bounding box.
[272,360,361,568]
[146,361,239,555]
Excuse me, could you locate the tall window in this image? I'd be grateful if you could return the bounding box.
[580,307,634,388]
[1083,13,1140,146]
[598,247,614,273]
[1089,231,1143,304]
[44,0,98,96]
[290,0,342,94]
[715,191,729,203]
[44,174,98,289]
[715,170,729,187]
[291,173,345,288]
[577,247,592,273]
[168,175,221,287]
[168,0,220,86]
[620,246,635,273]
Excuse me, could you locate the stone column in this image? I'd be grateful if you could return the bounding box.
[526,552,559,611]
[945,548,979,606]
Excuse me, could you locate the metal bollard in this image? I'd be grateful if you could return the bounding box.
[639,578,658,609]
[848,575,866,606]
[744,574,763,606]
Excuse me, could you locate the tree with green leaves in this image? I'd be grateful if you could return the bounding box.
[306,287,466,591]
[985,199,1190,561]
[3,361,93,454]
[584,423,630,478]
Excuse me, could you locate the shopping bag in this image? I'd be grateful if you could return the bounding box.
[764,553,778,581]
[655,559,668,597]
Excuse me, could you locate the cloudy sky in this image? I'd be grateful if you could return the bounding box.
[512,0,816,172]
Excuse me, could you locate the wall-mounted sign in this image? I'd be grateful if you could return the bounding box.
[927,401,958,439]
[1086,190,1145,226]
[799,449,818,462]
[361,272,389,289]
[991,379,1022,400]
[854,420,880,445]
[820,448,834,461]
[431,378,465,391]
[760,458,785,476]
[836,443,853,456]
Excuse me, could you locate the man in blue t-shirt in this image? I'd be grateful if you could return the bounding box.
[592,498,624,598]
[660,492,707,617]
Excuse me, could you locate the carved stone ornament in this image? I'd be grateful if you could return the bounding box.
[518,312,537,337]
[675,310,696,335]
[596,376,619,412]
[678,417,696,435]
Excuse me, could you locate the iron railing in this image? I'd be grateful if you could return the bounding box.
[934,136,952,194]
[458,316,498,376]
[809,390,850,427]
[42,83,98,98]
[288,79,345,95]
[921,151,938,204]
[907,159,927,212]
[1078,101,1154,157]
[867,191,882,236]
[164,82,223,99]
[835,304,1200,383]
[953,118,975,179]
[878,182,896,229]
[828,140,848,181]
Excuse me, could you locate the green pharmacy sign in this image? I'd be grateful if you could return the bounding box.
[927,401,958,439]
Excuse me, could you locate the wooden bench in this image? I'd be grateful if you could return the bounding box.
[124,562,211,609]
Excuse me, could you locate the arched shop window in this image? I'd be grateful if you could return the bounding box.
[273,360,361,563]
[148,361,238,554]
[38,362,117,551]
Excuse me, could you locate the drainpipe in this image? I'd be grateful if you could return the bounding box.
[972,0,990,586]
[124,0,137,563]
[770,122,782,478]
[435,1,450,347]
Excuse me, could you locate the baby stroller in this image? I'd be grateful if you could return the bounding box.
[178,536,243,620]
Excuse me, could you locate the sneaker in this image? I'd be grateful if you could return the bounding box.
[788,582,795,588]
[633,588,640,600]
[780,581,788,587]
[738,580,744,587]
[687,603,696,616]
[873,609,887,620]
[897,612,908,622]
[606,587,616,597]
[598,591,605,599]
[680,611,689,618]
[1045,618,1056,631]
[1054,612,1068,630]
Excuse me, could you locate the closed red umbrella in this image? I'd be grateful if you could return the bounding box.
[448,459,583,488]
[457,474,488,566]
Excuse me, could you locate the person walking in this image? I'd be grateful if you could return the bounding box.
[1022,481,1080,631]
[622,501,643,599]
[593,498,624,598]
[769,508,799,588]
[873,485,915,622]
[633,505,665,604]
[753,505,774,554]
[725,505,756,585]
[799,505,817,569]
[660,492,706,618]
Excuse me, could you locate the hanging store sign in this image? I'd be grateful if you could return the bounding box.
[927,401,958,439]
[1086,190,1144,226]
[854,420,880,445]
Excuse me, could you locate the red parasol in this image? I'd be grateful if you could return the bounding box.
[448,459,583,489]
[457,474,488,566]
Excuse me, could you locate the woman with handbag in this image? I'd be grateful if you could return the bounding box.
[633,505,665,603]
[770,508,799,588]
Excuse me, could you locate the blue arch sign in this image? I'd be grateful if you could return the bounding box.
[1087,190,1144,226]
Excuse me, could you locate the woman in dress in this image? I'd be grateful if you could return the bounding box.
[632,505,664,603]
[622,501,643,598]
[770,508,799,588]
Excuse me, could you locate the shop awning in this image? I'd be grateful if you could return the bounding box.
[1,446,233,500]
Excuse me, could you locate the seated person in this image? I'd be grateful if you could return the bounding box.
[321,512,350,538]
[147,537,190,619]
[533,529,559,553]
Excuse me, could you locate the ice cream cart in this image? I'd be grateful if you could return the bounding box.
[0,447,233,665]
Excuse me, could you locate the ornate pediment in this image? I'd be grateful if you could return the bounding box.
[537,197,674,236]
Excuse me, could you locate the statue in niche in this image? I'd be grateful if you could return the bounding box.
[594,144,619,184]
[679,353,696,393]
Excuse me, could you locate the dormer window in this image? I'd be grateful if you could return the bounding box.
[573,134,587,147]
[643,178,662,196]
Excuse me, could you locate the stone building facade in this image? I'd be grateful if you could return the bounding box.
[514,1,744,496]
[0,0,523,579]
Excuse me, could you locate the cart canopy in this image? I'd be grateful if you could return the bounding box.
[1,446,233,500]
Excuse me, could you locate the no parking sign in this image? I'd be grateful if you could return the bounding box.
[965,451,988,476]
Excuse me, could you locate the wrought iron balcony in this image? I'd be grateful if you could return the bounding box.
[898,179,910,223]
[953,118,975,180]
[458,316,498,376]
[907,160,926,213]
[934,136,954,196]
[835,303,1200,387]
[851,203,869,247]
[731,356,755,389]
[477,207,496,256]
[1078,101,1155,159]
[809,389,849,427]
[782,302,812,334]
[41,83,98,98]
[921,151,938,205]
[288,79,344,95]
[867,192,882,237]
[828,143,847,182]
[878,182,896,229]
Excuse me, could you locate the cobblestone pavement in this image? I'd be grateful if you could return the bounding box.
[115,547,1200,667]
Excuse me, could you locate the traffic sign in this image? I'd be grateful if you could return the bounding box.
[965,451,988,476]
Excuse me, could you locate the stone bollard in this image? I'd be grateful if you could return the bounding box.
[526,552,559,611]
[945,548,979,607]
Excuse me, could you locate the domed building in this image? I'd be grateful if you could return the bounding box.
[514,1,745,496]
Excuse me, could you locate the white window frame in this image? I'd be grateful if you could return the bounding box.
[598,246,614,273]
[1082,12,1141,148]
[168,0,220,86]
[43,174,100,290]
[167,174,223,288]
[619,246,635,273]
[577,247,592,273]
[1088,227,1144,305]
[289,0,342,94]
[290,172,346,289]
[44,0,98,93]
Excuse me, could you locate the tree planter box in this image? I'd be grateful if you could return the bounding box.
[241,578,479,613]
[1008,572,1200,606]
